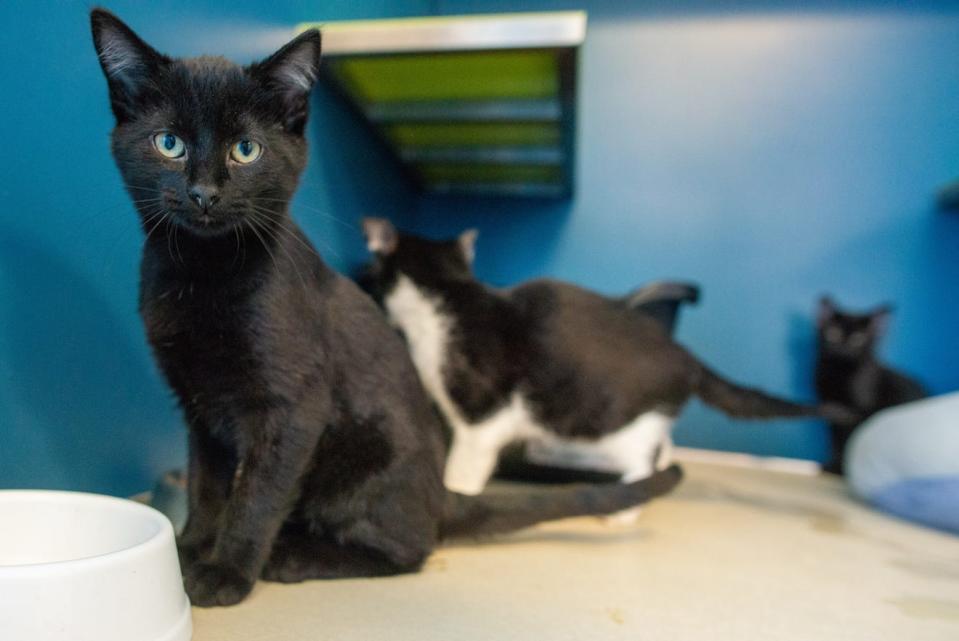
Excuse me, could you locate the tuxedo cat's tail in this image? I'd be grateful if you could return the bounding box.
[695,366,820,418]
[439,464,683,539]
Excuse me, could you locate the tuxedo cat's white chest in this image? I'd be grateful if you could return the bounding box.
[384,276,545,494]
[383,275,454,408]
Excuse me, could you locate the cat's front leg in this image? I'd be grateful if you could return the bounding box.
[178,425,236,570]
[184,411,320,607]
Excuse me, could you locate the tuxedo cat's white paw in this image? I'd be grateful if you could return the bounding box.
[602,506,643,526]
[444,451,495,495]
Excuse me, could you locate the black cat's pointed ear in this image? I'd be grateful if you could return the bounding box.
[362,217,398,255]
[458,229,479,264]
[91,9,167,123]
[817,296,836,327]
[250,29,322,134]
[870,304,894,335]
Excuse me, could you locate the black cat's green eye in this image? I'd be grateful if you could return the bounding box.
[230,139,262,164]
[152,132,186,159]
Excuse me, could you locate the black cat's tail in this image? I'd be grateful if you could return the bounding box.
[439,464,683,539]
[694,365,848,420]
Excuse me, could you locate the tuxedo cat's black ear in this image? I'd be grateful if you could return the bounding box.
[362,217,398,255]
[458,229,479,265]
[250,29,322,134]
[91,9,167,123]
[817,296,836,327]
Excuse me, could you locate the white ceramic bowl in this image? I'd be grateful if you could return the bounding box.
[0,490,192,641]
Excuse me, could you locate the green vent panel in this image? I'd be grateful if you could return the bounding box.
[298,12,585,198]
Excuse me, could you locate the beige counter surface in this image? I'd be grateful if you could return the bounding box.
[192,459,959,641]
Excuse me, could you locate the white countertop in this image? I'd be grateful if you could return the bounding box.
[192,459,959,641]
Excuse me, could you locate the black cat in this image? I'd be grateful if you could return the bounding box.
[362,219,847,496]
[815,297,927,474]
[90,10,682,607]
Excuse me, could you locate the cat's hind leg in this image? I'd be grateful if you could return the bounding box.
[602,412,676,525]
[654,434,675,471]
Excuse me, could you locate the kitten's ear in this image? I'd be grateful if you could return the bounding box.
[362,217,398,255]
[250,29,322,134]
[459,229,479,264]
[817,296,836,327]
[869,304,894,336]
[91,9,167,123]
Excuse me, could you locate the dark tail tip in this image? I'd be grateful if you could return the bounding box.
[817,402,862,426]
[647,463,684,495]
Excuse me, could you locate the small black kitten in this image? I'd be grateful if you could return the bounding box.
[815,296,927,474]
[91,9,682,607]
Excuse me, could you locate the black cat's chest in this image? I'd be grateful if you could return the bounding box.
[141,270,260,409]
[816,356,879,409]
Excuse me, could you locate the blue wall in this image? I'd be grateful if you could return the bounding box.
[410,0,959,460]
[0,0,428,495]
[2,1,958,494]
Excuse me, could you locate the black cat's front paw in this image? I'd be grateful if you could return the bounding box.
[177,520,217,570]
[176,540,209,572]
[184,561,254,607]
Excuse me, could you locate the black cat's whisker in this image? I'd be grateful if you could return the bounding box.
[173,223,184,265]
[141,208,166,224]
[250,205,341,262]
[164,219,179,265]
[248,221,282,276]
[121,183,165,194]
[239,225,249,270]
[254,213,309,281]
[243,218,281,277]
[140,210,167,234]
[250,206,319,256]
[144,211,170,246]
[268,216,340,264]
[231,225,243,269]
[248,213,308,290]
[254,198,359,233]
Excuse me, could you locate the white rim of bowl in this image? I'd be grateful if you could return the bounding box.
[0,490,175,573]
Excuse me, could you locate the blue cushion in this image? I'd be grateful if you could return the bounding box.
[871,477,959,533]
[846,392,959,535]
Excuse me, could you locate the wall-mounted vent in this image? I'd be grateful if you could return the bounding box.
[298,12,586,198]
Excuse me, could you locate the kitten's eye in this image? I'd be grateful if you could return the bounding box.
[848,332,867,347]
[826,327,843,343]
[230,140,262,164]
[152,133,186,159]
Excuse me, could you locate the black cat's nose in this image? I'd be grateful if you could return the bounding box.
[188,185,220,211]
